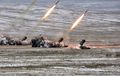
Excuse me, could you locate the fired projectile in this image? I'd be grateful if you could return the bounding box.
[69,10,88,31]
[84,10,88,14]
[55,0,60,5]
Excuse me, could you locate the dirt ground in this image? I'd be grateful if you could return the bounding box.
[0,46,120,76]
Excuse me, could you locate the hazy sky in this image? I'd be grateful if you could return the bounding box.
[0,0,120,12]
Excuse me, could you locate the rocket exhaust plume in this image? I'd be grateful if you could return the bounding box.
[35,5,56,28]
[42,5,56,20]
[63,10,87,41]
[42,0,60,20]
[69,10,87,31]
[36,0,60,26]
[27,0,60,36]
[70,14,85,31]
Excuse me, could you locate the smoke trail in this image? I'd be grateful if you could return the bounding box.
[63,11,87,41]
[70,13,85,31]
[42,5,56,20]
[10,0,37,29]
[28,0,60,36]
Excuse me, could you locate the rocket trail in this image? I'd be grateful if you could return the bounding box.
[36,0,60,26]
[69,10,88,31]
[63,10,87,40]
[23,0,37,14]
[27,0,60,35]
[41,0,60,20]
[10,0,37,29]
[70,14,85,31]
[42,5,56,20]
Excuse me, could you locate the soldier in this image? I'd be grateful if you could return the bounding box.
[5,36,16,45]
[21,36,30,45]
[80,39,90,49]
[0,35,8,45]
[31,37,38,47]
[31,35,45,47]
[37,37,45,47]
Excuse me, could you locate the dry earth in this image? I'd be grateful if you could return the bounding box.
[0,46,120,76]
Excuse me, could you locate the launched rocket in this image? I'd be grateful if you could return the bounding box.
[55,0,60,5]
[27,0,61,35]
[84,10,88,14]
[69,10,88,31]
[41,0,61,20]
